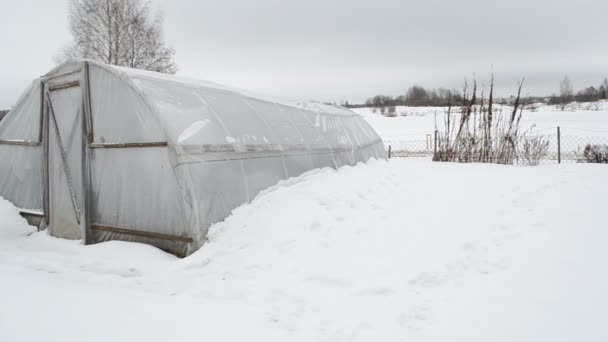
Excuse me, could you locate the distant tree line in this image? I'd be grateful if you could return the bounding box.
[361,86,463,109]
[340,86,465,113]
[343,76,608,112]
[548,75,608,108]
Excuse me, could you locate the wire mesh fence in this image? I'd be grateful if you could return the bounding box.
[386,134,435,159]
[386,127,608,164]
[558,135,608,163]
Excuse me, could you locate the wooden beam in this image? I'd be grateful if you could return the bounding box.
[91,224,193,243]
[38,82,44,143]
[42,82,50,227]
[0,139,40,146]
[19,208,44,217]
[41,81,51,230]
[84,62,94,144]
[82,62,94,245]
[49,81,80,92]
[89,142,168,148]
[45,69,82,81]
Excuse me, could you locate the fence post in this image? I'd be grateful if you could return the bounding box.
[434,130,438,157]
[557,126,561,164]
[388,145,391,159]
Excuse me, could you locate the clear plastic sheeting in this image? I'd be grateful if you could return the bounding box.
[0,145,43,210]
[0,79,44,212]
[0,81,42,142]
[0,60,385,256]
[90,148,187,237]
[88,65,165,144]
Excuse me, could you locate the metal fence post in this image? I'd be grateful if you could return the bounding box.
[388,145,392,159]
[557,126,561,164]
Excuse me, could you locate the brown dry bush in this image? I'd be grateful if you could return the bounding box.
[582,144,608,163]
[433,75,549,165]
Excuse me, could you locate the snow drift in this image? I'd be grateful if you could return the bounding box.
[1,159,607,341]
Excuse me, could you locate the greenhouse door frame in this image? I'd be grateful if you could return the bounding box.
[42,62,94,244]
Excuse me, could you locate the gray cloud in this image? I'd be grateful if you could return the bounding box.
[1,0,607,108]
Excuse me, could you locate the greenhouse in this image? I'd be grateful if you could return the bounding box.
[0,60,385,256]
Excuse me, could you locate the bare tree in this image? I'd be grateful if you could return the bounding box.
[601,77,608,100]
[405,85,430,106]
[559,75,573,110]
[575,86,599,102]
[56,0,177,74]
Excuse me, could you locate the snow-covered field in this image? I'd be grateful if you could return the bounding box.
[2,159,607,341]
[354,101,608,142]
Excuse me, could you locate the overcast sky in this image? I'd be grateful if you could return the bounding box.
[1,0,607,108]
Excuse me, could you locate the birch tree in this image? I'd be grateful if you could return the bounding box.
[56,0,177,74]
[559,75,573,110]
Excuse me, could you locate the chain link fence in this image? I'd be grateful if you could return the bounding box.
[386,127,608,164]
[386,134,436,159]
[557,135,608,163]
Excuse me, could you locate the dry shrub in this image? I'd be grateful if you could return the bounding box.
[582,144,608,163]
[385,106,397,117]
[433,75,549,165]
[519,127,550,166]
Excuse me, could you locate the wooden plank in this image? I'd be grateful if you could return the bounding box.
[49,81,80,92]
[45,69,82,81]
[18,208,44,217]
[0,139,40,146]
[42,85,50,227]
[82,62,94,244]
[91,224,193,243]
[84,62,94,144]
[38,82,44,143]
[89,142,168,148]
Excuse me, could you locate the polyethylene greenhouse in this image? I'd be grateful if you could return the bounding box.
[0,60,385,256]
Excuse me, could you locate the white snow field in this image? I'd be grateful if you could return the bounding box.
[354,100,608,141]
[1,159,607,342]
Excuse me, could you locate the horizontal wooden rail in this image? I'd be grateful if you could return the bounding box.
[91,224,193,243]
[18,208,44,217]
[0,139,40,146]
[45,69,82,81]
[89,142,168,148]
[49,81,80,92]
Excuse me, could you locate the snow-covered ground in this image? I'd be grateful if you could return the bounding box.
[1,159,607,341]
[354,101,608,141]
